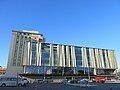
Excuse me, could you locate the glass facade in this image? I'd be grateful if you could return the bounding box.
[96,69,115,75]
[23,43,117,76]
[69,46,72,66]
[7,31,117,77]
[75,47,82,67]
[64,46,67,66]
[41,43,50,66]
[86,48,90,66]
[24,66,94,75]
[24,66,116,75]
[31,42,37,65]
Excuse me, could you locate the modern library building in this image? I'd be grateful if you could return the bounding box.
[6,30,118,79]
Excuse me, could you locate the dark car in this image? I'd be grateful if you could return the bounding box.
[69,80,78,83]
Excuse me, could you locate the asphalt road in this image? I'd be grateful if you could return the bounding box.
[0,82,120,90]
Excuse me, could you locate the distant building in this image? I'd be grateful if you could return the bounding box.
[6,30,118,79]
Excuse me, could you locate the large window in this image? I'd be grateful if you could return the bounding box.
[24,66,94,75]
[75,67,93,75]
[31,42,37,65]
[75,47,82,67]
[41,43,50,66]
[25,66,38,74]
[53,45,57,66]
[86,48,90,66]
[69,46,72,66]
[64,46,67,66]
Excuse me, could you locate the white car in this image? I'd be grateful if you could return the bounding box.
[22,78,29,84]
[79,79,89,84]
[0,76,25,87]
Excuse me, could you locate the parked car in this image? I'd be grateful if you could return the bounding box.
[68,80,78,84]
[0,76,25,87]
[79,79,89,84]
[35,79,44,83]
[44,79,53,83]
[22,78,29,84]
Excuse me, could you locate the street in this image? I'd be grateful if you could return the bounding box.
[0,82,120,90]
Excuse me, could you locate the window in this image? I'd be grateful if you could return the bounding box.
[39,39,43,42]
[69,46,72,66]
[17,62,21,66]
[41,43,50,66]
[13,61,16,66]
[75,47,82,67]
[86,48,90,66]
[31,42,37,65]
[63,46,67,66]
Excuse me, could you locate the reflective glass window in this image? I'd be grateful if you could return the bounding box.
[64,67,74,75]
[69,46,72,66]
[31,42,37,65]
[64,46,67,66]
[75,47,82,67]
[41,43,50,66]
[25,66,38,74]
[102,49,106,68]
[86,48,90,66]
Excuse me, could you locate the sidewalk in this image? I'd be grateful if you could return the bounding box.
[67,83,97,88]
[106,80,120,83]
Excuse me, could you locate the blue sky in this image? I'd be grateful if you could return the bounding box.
[0,0,120,69]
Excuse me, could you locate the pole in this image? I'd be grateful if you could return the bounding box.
[43,60,45,80]
[16,73,18,87]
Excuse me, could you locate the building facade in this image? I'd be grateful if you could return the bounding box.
[6,30,45,76]
[6,30,118,78]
